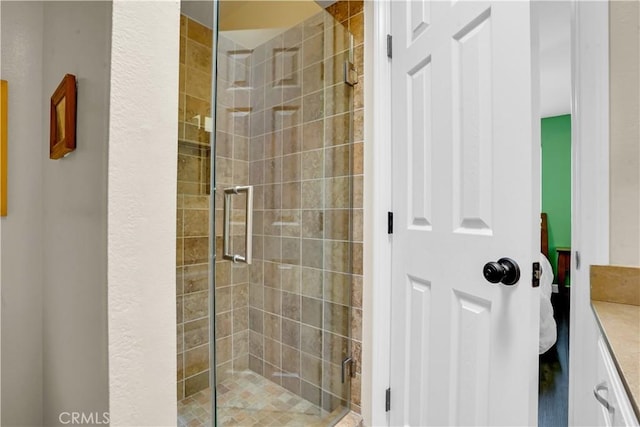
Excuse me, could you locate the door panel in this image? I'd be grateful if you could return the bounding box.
[452,8,493,234]
[409,1,430,41]
[408,57,433,229]
[449,290,491,426]
[406,275,432,425]
[390,1,540,425]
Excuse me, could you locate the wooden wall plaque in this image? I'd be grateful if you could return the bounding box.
[50,74,77,159]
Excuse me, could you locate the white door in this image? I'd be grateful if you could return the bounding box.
[389,1,540,426]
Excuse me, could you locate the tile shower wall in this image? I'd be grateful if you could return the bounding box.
[176,0,365,413]
[177,12,254,400]
[213,32,253,383]
[176,15,215,400]
[325,0,364,415]
[213,5,364,414]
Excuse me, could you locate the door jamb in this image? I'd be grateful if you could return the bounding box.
[568,1,610,424]
[362,0,392,426]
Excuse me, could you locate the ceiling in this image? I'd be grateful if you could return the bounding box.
[218,1,322,31]
[181,0,327,31]
[538,1,572,118]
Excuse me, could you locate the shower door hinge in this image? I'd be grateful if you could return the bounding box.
[532,262,541,288]
[387,34,393,59]
[341,356,355,383]
[344,61,359,86]
[388,212,394,234]
[385,388,391,412]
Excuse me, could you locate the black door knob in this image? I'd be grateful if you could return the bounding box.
[482,258,520,286]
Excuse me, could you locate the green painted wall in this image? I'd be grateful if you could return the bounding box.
[541,114,572,283]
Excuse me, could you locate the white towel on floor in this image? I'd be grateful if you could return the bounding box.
[539,253,557,354]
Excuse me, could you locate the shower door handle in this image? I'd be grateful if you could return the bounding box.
[223,185,253,264]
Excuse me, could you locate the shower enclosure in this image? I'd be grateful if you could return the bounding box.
[176,1,359,425]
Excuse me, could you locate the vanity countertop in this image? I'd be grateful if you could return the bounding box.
[591,265,640,420]
[592,300,640,417]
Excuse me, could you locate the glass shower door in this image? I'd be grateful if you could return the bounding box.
[212,2,357,425]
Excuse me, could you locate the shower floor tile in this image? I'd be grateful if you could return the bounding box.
[178,370,344,427]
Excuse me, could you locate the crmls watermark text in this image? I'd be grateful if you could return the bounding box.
[59,412,110,425]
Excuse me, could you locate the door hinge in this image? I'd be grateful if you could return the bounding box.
[344,60,358,86]
[387,34,392,59]
[532,262,541,288]
[385,388,391,412]
[388,212,394,234]
[341,356,354,383]
[575,251,581,270]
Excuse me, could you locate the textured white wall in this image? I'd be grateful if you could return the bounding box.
[41,2,111,425]
[1,2,112,424]
[108,1,179,425]
[609,0,640,267]
[0,3,45,425]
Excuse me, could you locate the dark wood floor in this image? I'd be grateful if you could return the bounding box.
[538,291,570,427]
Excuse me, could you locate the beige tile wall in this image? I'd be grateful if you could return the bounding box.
[235,3,364,414]
[177,0,365,413]
[213,32,253,385]
[178,15,254,401]
[325,0,364,414]
[177,15,215,400]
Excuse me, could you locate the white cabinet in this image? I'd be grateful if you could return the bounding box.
[594,334,639,427]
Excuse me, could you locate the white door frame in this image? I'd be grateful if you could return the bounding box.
[362,0,392,425]
[568,1,610,425]
[363,1,611,426]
